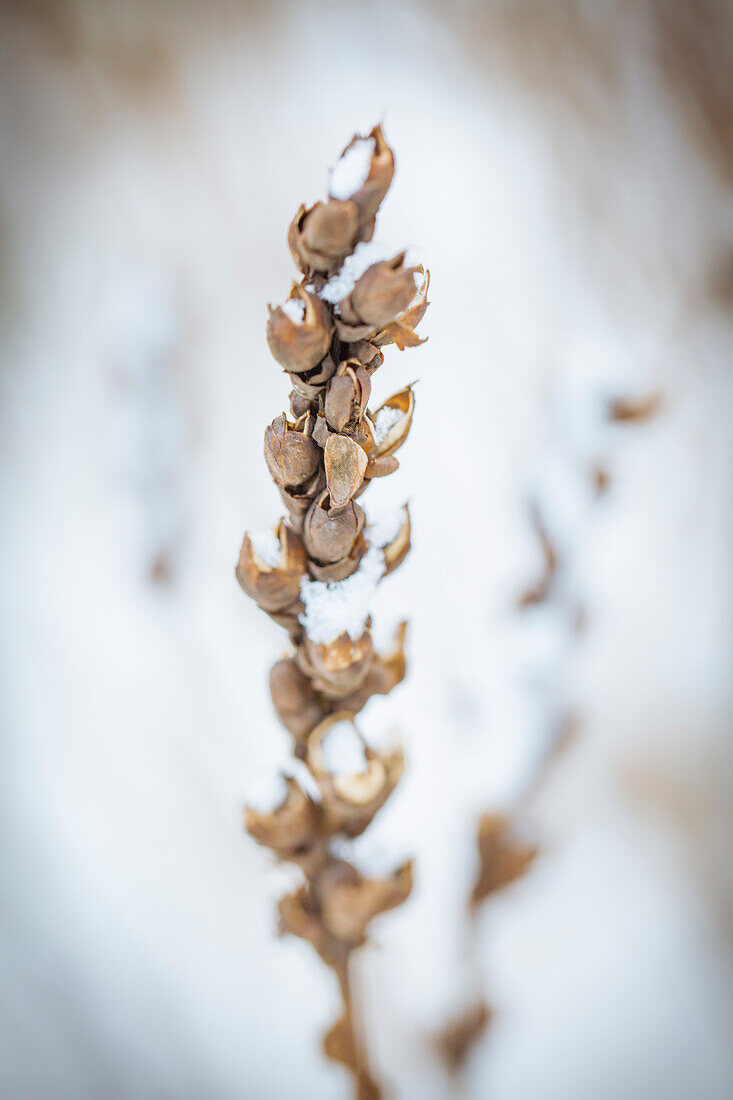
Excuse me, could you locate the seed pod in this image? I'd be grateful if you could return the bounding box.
[269,657,330,750]
[320,861,413,945]
[235,522,306,613]
[297,631,374,700]
[373,267,430,349]
[264,414,321,489]
[330,124,395,227]
[340,622,407,714]
[351,253,419,328]
[278,887,346,969]
[288,200,360,275]
[306,712,403,835]
[324,434,368,508]
[303,489,365,564]
[267,286,333,374]
[324,360,371,432]
[368,386,415,459]
[470,814,538,909]
[244,775,321,856]
[307,534,366,582]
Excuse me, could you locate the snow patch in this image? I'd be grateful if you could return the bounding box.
[299,546,385,644]
[281,298,305,324]
[319,241,393,305]
[249,528,281,569]
[320,720,367,776]
[329,138,375,201]
[367,505,406,549]
[372,405,402,446]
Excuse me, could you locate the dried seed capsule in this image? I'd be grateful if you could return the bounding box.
[302,490,364,564]
[297,631,375,700]
[269,657,329,749]
[264,414,321,488]
[320,861,413,945]
[235,522,306,613]
[368,386,415,458]
[350,253,419,328]
[305,712,403,836]
[288,200,360,275]
[267,286,333,374]
[329,124,395,226]
[244,775,321,856]
[373,267,430,349]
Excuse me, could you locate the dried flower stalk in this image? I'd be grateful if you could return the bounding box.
[237,125,428,1098]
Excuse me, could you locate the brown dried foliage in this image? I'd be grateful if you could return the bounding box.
[236,125,429,1098]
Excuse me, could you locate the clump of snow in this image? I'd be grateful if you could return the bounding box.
[246,771,287,813]
[367,505,406,549]
[372,405,403,445]
[320,720,368,776]
[281,298,306,324]
[319,241,393,305]
[329,138,375,201]
[248,528,281,569]
[299,546,385,644]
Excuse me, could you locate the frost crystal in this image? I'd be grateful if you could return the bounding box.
[299,546,385,644]
[281,298,306,324]
[372,405,402,445]
[321,720,368,776]
[329,138,375,201]
[319,241,393,305]
[249,528,281,569]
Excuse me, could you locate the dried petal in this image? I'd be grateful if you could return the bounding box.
[470,814,537,908]
[235,522,306,613]
[266,286,333,374]
[325,372,357,433]
[325,434,368,507]
[264,414,321,488]
[381,504,411,576]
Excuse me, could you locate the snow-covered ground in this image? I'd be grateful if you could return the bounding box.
[1,2,731,1098]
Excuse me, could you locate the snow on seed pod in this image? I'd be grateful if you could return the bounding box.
[367,386,415,460]
[235,521,307,613]
[328,124,395,228]
[267,285,333,374]
[305,712,404,837]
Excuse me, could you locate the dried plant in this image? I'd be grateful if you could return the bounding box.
[237,125,429,1098]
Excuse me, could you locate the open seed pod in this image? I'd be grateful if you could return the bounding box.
[324,434,368,508]
[264,414,321,489]
[339,622,408,714]
[324,359,371,432]
[302,490,365,565]
[244,775,321,857]
[267,285,333,374]
[305,712,403,835]
[269,657,330,751]
[367,386,415,463]
[319,859,413,946]
[335,253,420,342]
[236,522,307,613]
[296,632,375,700]
[373,267,430,349]
[288,200,361,275]
[278,886,348,970]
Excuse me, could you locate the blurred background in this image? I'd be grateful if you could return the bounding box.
[1,1,732,1097]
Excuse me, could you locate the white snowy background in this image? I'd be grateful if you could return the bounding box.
[1,1,732,1098]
